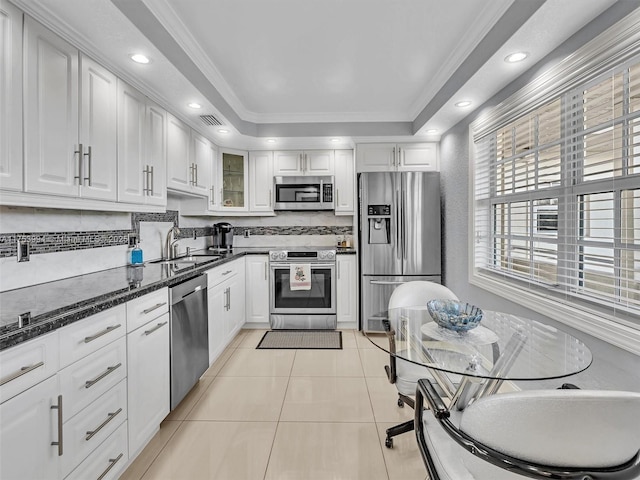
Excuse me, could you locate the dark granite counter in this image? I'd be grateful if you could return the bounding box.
[0,246,357,351]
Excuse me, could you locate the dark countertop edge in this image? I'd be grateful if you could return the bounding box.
[0,247,356,351]
[0,251,249,351]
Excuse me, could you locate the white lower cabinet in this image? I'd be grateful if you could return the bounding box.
[207,258,246,364]
[245,255,270,324]
[0,374,61,480]
[126,312,170,456]
[65,421,128,480]
[337,255,357,326]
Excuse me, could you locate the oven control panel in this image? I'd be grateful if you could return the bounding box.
[269,249,336,262]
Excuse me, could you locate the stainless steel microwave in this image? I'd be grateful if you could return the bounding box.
[273,176,334,211]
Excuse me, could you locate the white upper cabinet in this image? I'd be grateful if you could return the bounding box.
[24,17,117,200]
[205,140,218,211]
[190,131,212,196]
[0,1,23,191]
[219,149,248,212]
[24,16,79,197]
[274,150,334,176]
[166,113,192,192]
[117,81,166,207]
[249,151,274,213]
[356,143,439,172]
[334,150,355,215]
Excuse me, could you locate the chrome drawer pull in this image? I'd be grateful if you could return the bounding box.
[0,361,44,386]
[96,452,124,480]
[51,395,63,456]
[85,408,123,441]
[144,321,168,336]
[85,363,122,389]
[222,270,232,276]
[142,302,167,314]
[84,324,122,343]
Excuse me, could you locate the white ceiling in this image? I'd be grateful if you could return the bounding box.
[15,0,618,149]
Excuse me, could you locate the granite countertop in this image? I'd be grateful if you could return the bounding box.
[0,246,356,351]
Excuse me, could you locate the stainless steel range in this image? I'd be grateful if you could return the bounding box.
[269,248,337,329]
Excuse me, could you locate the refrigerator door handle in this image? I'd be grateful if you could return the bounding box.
[402,190,407,260]
[396,188,402,261]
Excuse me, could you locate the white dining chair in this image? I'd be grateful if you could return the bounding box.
[415,378,640,479]
[383,280,459,448]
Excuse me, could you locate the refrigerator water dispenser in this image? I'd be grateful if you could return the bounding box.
[367,205,391,244]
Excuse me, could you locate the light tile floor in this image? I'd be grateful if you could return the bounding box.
[120,329,428,480]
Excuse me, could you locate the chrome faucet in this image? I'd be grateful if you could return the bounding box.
[165,226,181,260]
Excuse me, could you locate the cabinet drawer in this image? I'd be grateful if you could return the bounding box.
[126,288,169,332]
[65,420,128,480]
[59,337,127,421]
[0,331,59,404]
[59,305,126,368]
[62,379,127,477]
[207,258,243,289]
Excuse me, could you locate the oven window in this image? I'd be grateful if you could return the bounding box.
[275,184,320,203]
[273,267,333,309]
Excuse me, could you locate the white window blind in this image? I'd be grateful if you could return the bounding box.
[471,26,640,343]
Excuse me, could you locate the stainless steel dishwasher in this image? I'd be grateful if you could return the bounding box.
[169,274,209,410]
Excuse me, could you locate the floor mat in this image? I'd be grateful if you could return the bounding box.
[256,330,342,349]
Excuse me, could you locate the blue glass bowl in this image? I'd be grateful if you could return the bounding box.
[426,299,483,332]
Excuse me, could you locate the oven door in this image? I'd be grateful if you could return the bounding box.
[270,263,336,314]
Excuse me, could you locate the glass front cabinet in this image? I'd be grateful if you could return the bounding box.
[218,149,248,212]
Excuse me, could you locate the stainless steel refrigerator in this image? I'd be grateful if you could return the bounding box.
[359,171,441,331]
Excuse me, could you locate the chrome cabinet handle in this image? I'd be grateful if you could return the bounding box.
[96,453,124,480]
[85,363,122,389]
[149,165,154,196]
[0,361,45,386]
[51,395,63,456]
[264,262,268,280]
[189,163,195,185]
[85,408,123,441]
[84,324,122,344]
[84,146,92,186]
[222,270,232,276]
[142,302,167,314]
[74,144,83,184]
[397,147,402,168]
[143,166,150,194]
[210,186,215,205]
[269,189,272,208]
[144,321,168,336]
[392,147,395,167]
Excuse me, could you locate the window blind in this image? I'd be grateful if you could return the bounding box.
[473,58,640,323]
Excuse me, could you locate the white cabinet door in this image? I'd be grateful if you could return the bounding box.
[249,151,274,212]
[219,149,249,211]
[228,266,246,336]
[397,143,438,171]
[245,255,270,324]
[207,281,226,365]
[190,131,211,196]
[356,144,396,172]
[334,150,355,215]
[166,113,192,192]
[206,141,218,211]
[145,99,167,206]
[0,375,60,480]
[0,1,22,191]
[337,255,357,325]
[24,16,79,197]
[117,80,147,204]
[305,150,334,175]
[273,150,303,175]
[127,313,170,456]
[79,54,117,201]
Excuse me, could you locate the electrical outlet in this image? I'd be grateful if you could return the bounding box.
[244,229,251,238]
[17,239,30,262]
[128,233,138,247]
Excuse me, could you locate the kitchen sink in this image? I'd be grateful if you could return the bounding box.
[149,254,221,266]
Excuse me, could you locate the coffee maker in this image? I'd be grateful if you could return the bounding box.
[212,222,234,251]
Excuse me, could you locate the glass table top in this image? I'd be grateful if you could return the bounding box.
[365,306,593,382]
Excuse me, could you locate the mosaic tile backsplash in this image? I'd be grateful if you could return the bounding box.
[0,210,353,259]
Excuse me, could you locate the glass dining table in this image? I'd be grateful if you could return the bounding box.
[364,306,593,410]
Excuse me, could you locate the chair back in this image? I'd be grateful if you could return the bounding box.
[388,281,458,310]
[460,389,640,469]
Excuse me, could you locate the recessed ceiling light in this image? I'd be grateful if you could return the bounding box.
[130,53,150,64]
[424,129,438,134]
[267,139,276,143]
[331,138,340,143]
[218,129,229,134]
[188,103,202,109]
[504,52,528,63]
[455,101,472,108]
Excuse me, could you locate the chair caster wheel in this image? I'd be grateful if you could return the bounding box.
[397,398,404,408]
[385,437,393,449]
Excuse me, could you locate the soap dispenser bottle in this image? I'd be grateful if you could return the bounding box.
[130,243,144,265]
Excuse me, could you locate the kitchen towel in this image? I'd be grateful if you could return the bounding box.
[290,264,311,290]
